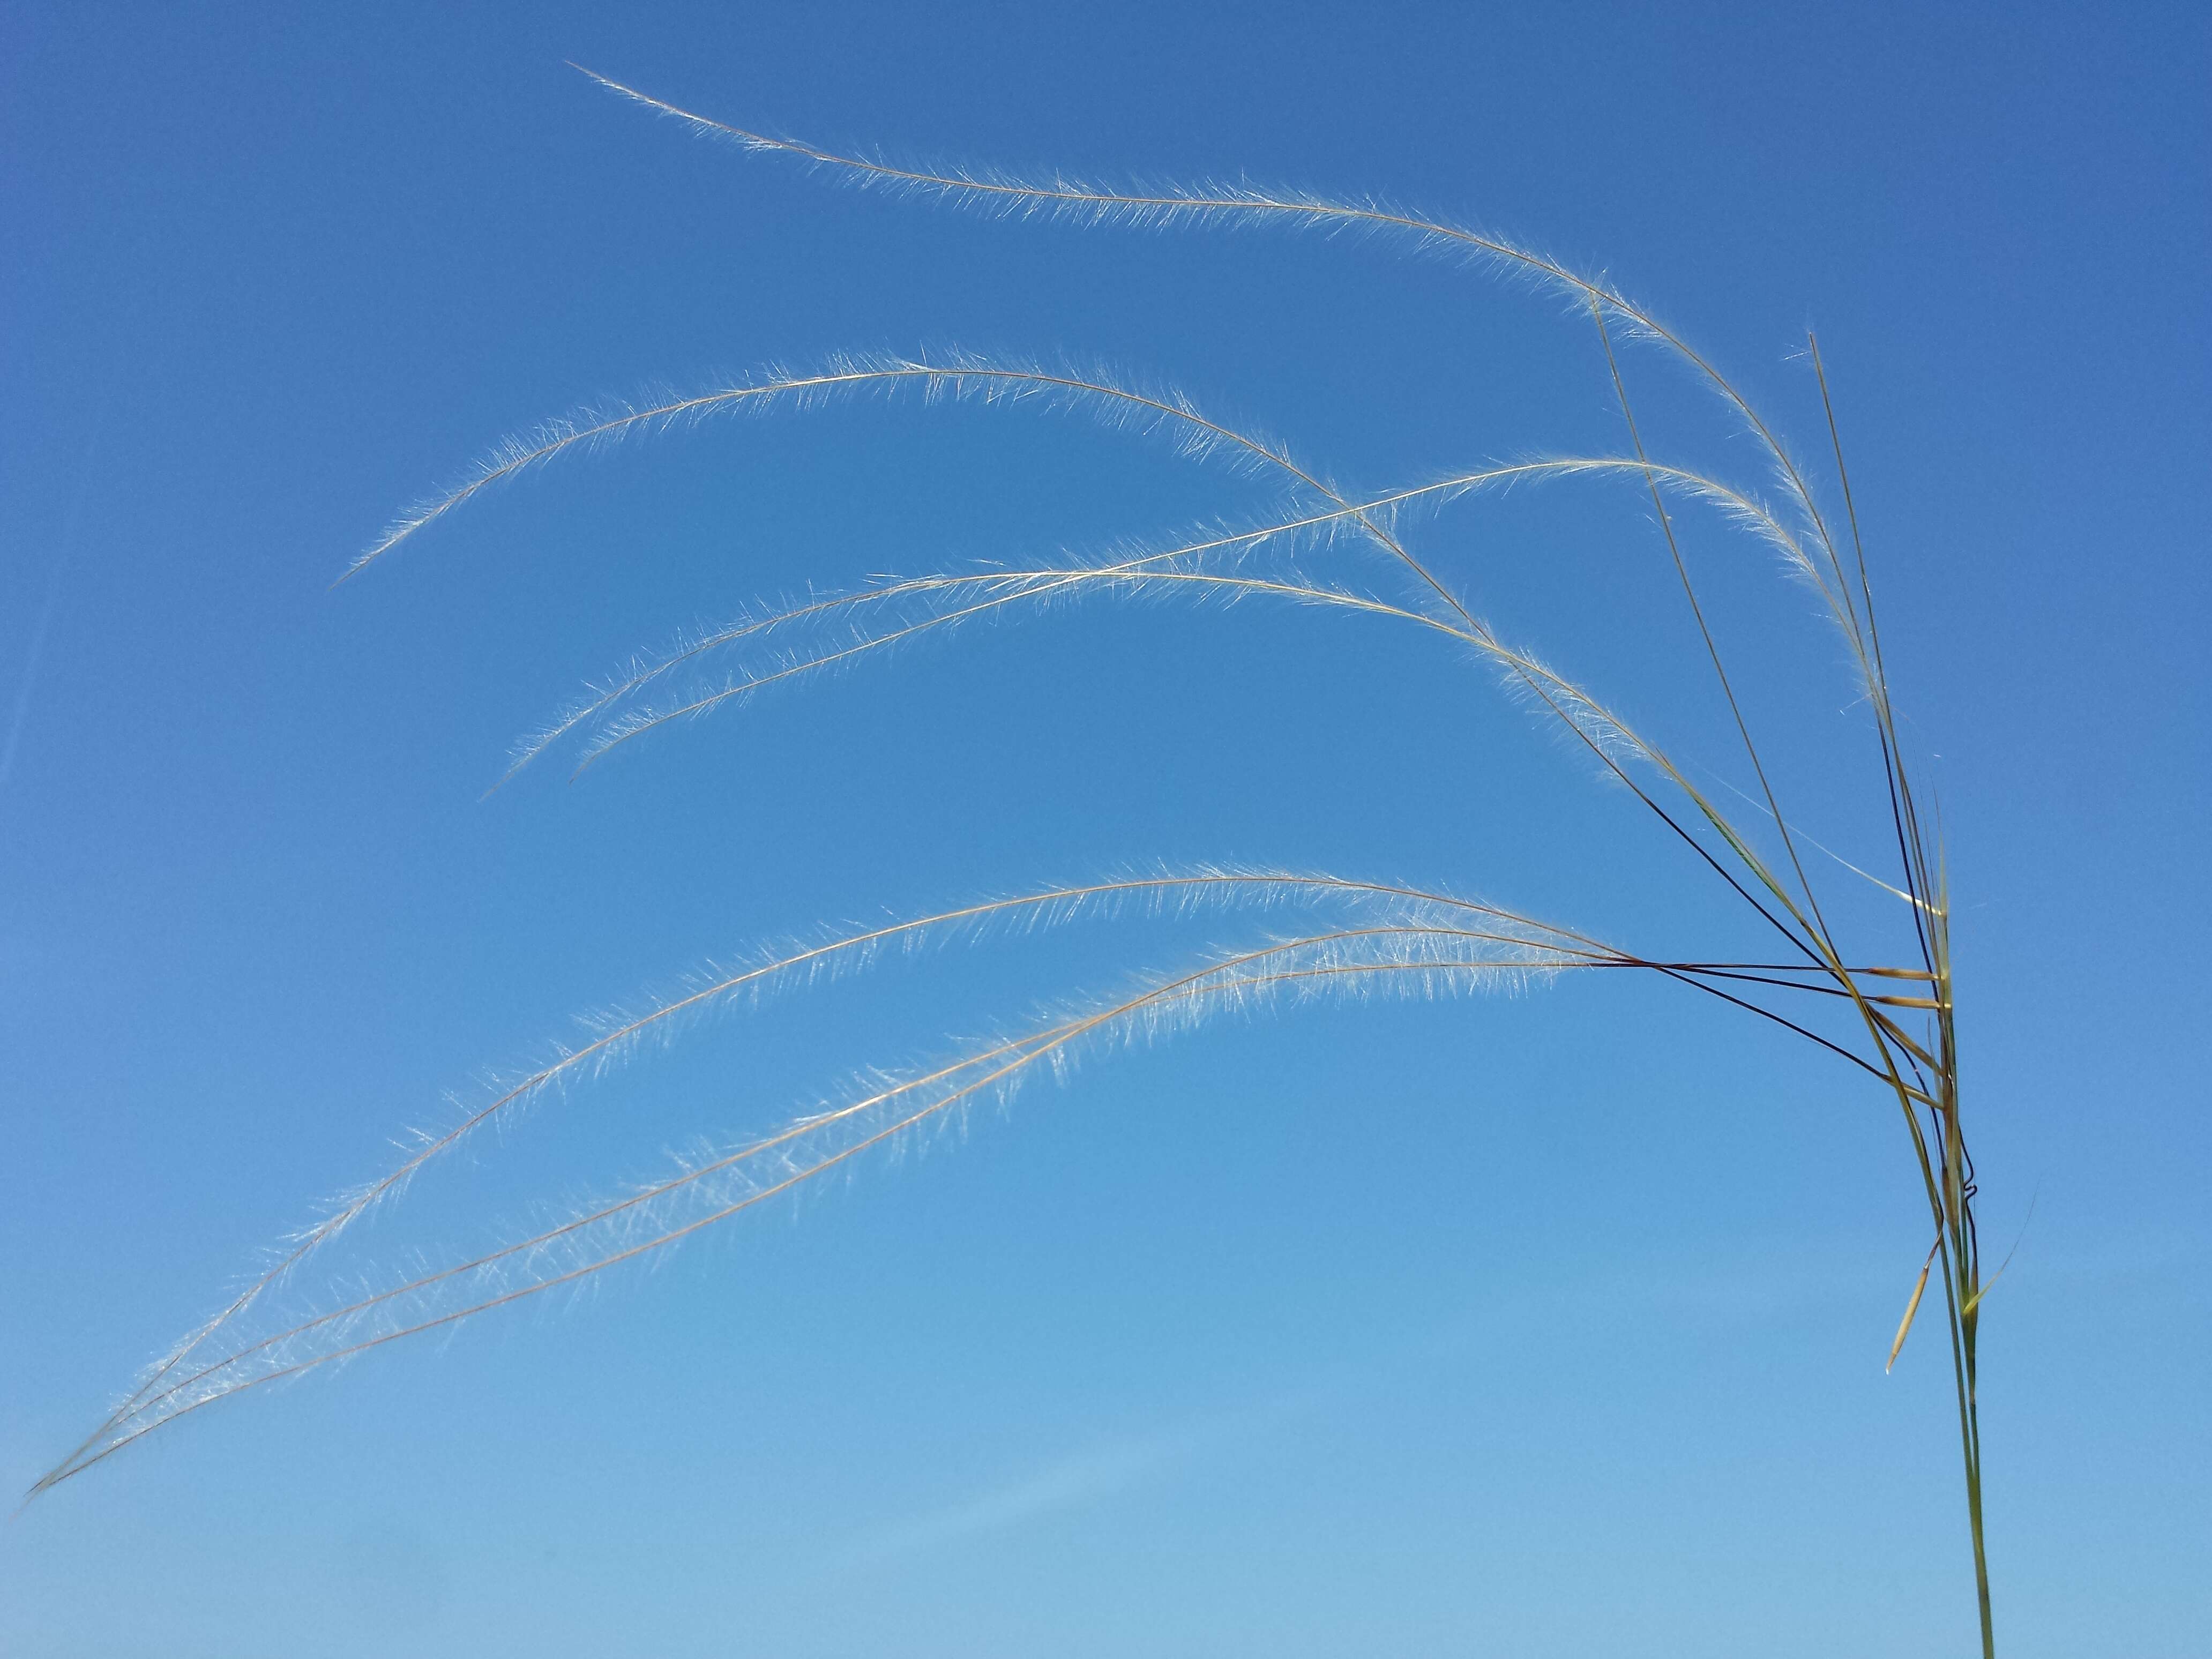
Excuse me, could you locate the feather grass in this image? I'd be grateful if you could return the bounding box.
[39,70,1990,1657]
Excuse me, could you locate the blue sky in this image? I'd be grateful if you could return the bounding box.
[3,3,2205,1654]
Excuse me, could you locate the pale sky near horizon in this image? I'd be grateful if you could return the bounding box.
[4,3,2206,1655]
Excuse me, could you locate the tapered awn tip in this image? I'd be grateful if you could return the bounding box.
[1887,1243,1939,1372]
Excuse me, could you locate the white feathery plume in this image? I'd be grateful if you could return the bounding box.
[47,910,1612,1489]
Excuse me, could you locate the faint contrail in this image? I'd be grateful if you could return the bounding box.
[1,435,95,797]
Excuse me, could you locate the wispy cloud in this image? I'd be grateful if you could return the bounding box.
[853,1438,1178,1560]
[1,435,95,800]
[845,1380,1329,1565]
[0,557,66,798]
